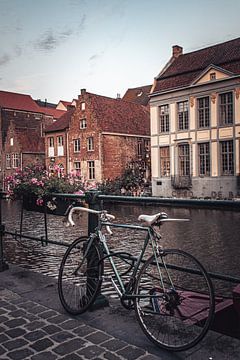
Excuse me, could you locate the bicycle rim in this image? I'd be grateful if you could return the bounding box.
[58,236,103,315]
[134,249,215,351]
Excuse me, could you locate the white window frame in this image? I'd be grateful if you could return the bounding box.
[6,154,11,169]
[74,161,81,171]
[74,139,81,152]
[80,118,87,129]
[87,137,94,151]
[88,161,95,180]
[12,153,20,168]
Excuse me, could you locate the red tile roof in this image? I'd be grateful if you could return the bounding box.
[41,107,66,119]
[153,37,240,93]
[15,128,45,153]
[0,90,42,113]
[87,93,150,136]
[44,108,74,133]
[122,85,152,106]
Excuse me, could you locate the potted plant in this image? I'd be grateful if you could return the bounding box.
[5,165,86,215]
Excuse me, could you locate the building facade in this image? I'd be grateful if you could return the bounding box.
[0,90,65,185]
[150,38,240,198]
[45,90,150,183]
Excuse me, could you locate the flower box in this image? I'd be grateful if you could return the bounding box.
[22,196,75,216]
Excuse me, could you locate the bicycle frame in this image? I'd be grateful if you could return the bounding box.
[92,220,172,301]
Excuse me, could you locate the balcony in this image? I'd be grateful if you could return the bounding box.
[171,175,192,189]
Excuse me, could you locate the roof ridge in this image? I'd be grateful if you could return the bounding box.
[181,37,240,57]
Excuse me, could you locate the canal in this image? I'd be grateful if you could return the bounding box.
[2,199,240,298]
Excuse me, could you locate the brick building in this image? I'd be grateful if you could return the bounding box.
[45,90,150,183]
[150,37,240,198]
[0,90,65,185]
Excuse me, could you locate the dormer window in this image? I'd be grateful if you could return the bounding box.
[210,72,216,80]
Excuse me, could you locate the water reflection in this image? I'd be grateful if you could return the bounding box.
[2,200,240,297]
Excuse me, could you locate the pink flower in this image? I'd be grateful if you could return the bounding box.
[36,198,44,206]
[31,178,38,184]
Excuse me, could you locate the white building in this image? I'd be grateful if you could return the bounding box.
[150,38,240,199]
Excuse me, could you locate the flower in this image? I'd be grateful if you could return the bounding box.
[5,164,86,206]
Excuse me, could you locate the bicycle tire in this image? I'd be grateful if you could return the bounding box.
[134,249,215,351]
[58,236,103,315]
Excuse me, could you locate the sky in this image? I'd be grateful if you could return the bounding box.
[0,0,240,104]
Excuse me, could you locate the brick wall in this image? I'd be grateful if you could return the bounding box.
[102,134,139,180]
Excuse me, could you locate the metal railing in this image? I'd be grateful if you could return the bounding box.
[1,190,240,290]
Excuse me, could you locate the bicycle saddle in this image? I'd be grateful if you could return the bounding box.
[138,212,168,226]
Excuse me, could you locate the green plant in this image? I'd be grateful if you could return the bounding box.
[5,164,85,206]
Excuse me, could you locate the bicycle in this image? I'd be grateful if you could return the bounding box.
[58,206,215,352]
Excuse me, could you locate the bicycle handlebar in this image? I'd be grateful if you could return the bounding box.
[63,206,115,234]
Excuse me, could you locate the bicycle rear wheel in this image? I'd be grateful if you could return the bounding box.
[134,249,214,351]
[58,236,103,315]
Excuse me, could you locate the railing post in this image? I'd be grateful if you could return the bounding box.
[85,190,102,235]
[85,190,109,309]
[0,191,9,272]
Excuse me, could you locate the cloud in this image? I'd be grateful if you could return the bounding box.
[35,29,59,51]
[0,53,10,66]
[33,15,86,53]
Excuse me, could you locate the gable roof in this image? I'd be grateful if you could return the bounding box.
[153,37,240,94]
[0,90,42,113]
[41,107,66,119]
[45,108,75,133]
[122,85,152,106]
[85,92,150,136]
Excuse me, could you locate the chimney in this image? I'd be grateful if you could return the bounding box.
[116,93,121,100]
[81,89,86,95]
[172,45,183,58]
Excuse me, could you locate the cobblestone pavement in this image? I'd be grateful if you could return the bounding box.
[0,289,159,360]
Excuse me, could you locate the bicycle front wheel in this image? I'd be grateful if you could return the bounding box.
[58,236,103,315]
[134,249,214,351]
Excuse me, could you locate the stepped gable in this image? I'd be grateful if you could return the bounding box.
[0,90,41,112]
[153,37,240,93]
[122,85,152,106]
[87,92,150,136]
[45,108,75,132]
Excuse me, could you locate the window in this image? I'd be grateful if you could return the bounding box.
[80,118,87,129]
[74,139,81,152]
[81,102,85,111]
[220,140,234,175]
[178,144,190,176]
[74,161,81,171]
[87,137,94,151]
[178,101,189,130]
[88,161,95,180]
[219,92,233,125]
[160,147,170,177]
[210,72,216,80]
[57,136,64,156]
[57,136,63,146]
[198,143,210,176]
[12,153,20,168]
[48,137,54,157]
[10,138,14,146]
[197,97,210,128]
[6,154,11,169]
[49,137,54,147]
[159,105,169,133]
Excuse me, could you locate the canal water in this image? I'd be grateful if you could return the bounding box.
[2,199,240,298]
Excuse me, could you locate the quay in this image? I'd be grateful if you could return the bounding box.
[1,264,240,360]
